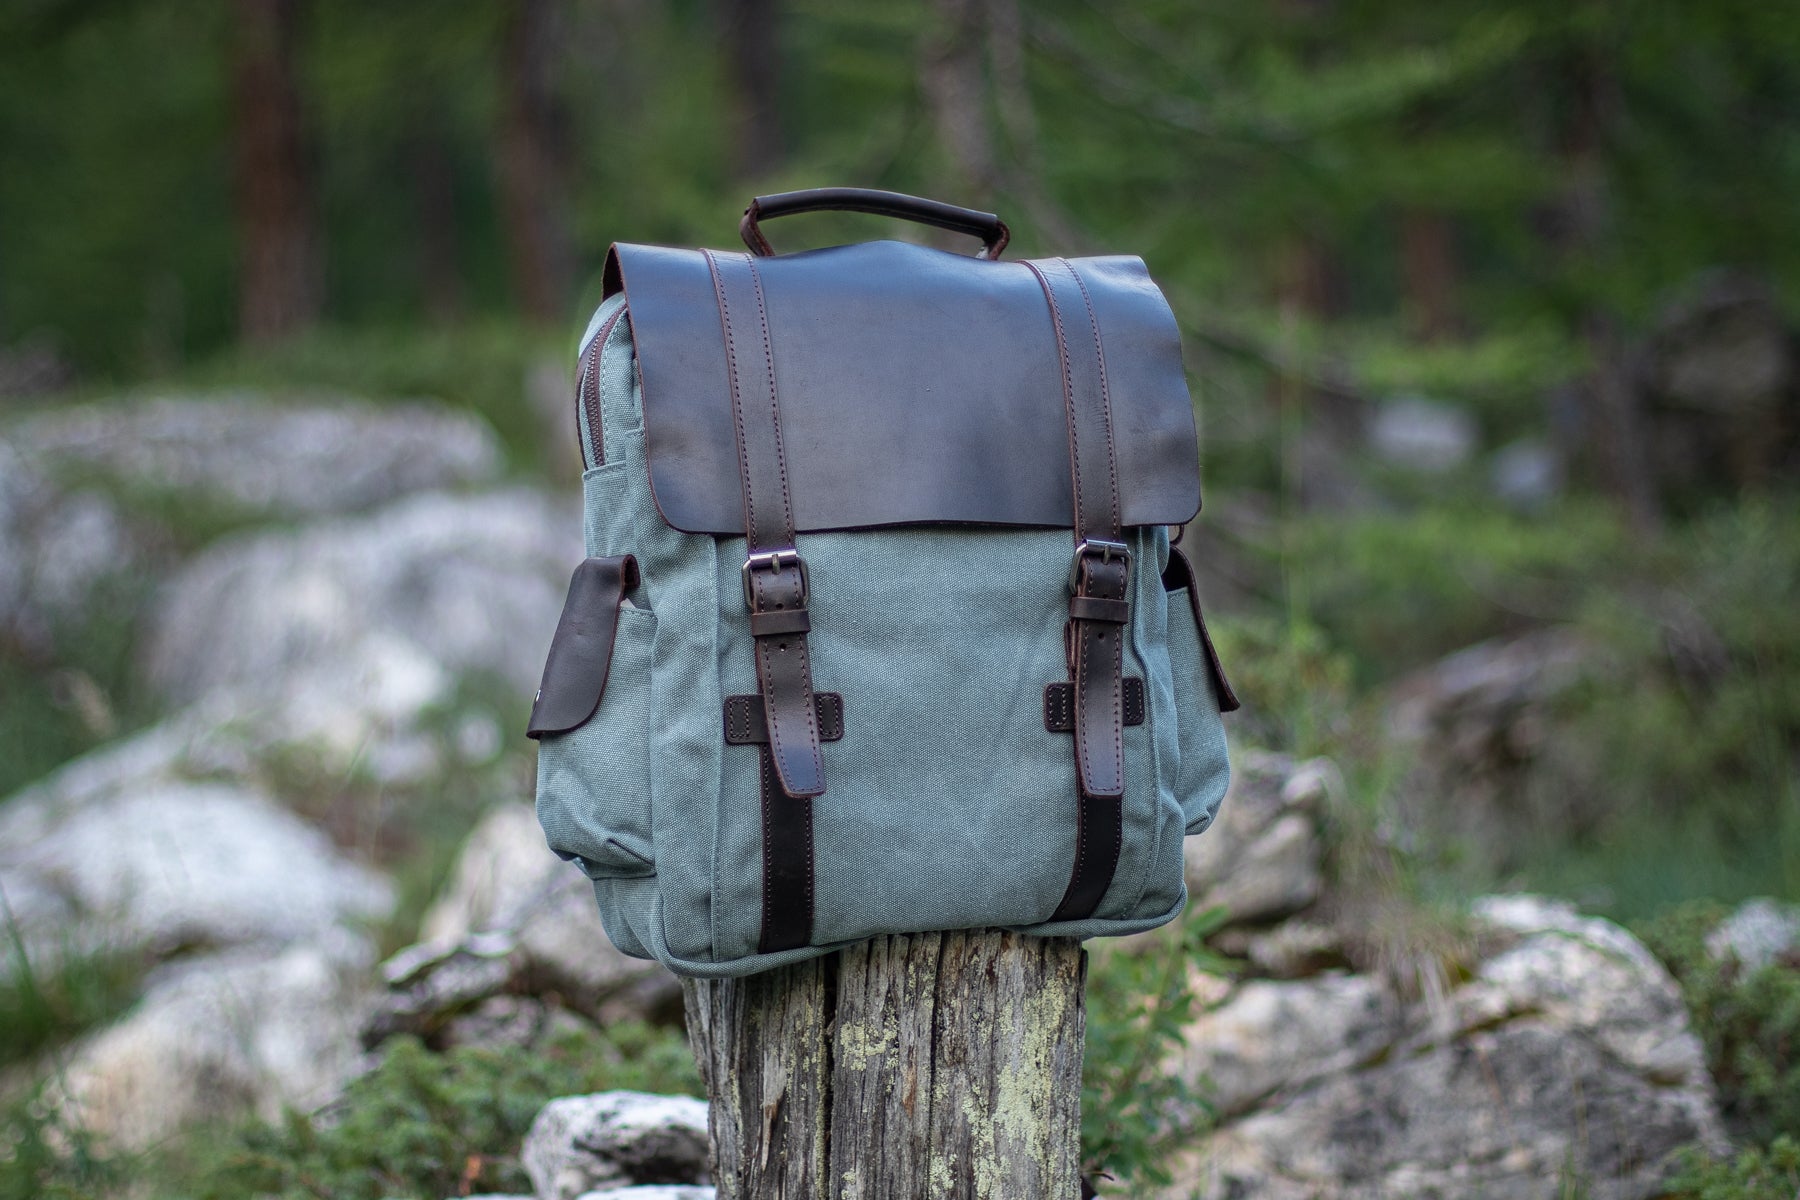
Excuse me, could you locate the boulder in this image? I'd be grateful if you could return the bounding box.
[1160,895,1727,1200]
[367,806,681,1047]
[1368,395,1478,474]
[522,1092,711,1200]
[0,773,392,975]
[1184,751,1332,927]
[1386,629,1595,869]
[143,488,578,711]
[12,394,502,518]
[51,933,378,1151]
[1639,272,1798,494]
[1706,897,1800,971]
[0,440,135,652]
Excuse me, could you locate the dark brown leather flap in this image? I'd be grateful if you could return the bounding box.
[604,239,1201,535]
[527,555,639,739]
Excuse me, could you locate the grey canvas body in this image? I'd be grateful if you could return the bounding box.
[534,258,1232,979]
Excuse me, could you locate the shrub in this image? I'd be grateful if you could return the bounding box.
[1081,905,1232,1193]
[2,1021,699,1200]
[1634,901,1800,1145]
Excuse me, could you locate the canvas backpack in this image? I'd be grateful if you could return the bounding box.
[527,188,1237,979]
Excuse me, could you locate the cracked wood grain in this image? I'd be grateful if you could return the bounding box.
[684,931,1086,1200]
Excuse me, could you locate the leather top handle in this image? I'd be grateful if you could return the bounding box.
[740,187,1011,260]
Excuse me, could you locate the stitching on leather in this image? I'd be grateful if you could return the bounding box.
[1026,260,1085,538]
[703,250,760,549]
[740,253,824,790]
[800,791,814,938]
[1064,260,1120,531]
[759,746,775,945]
[742,254,795,547]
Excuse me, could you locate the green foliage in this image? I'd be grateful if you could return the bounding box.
[0,1090,130,1200]
[1667,1136,1800,1200]
[1634,901,1800,1146]
[1516,502,1800,912]
[1286,500,1630,683]
[170,1026,699,1200]
[1207,612,1353,755]
[0,937,148,1073]
[2,1023,700,1200]
[0,584,146,799]
[1081,905,1232,1192]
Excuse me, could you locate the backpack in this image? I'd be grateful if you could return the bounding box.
[527,188,1236,978]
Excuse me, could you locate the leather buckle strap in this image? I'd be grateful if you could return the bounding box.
[1033,256,1131,923]
[706,248,829,804]
[1067,538,1130,593]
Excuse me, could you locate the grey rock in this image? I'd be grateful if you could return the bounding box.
[143,488,578,712]
[366,806,679,1048]
[1183,752,1332,927]
[1490,438,1564,512]
[523,1092,711,1200]
[1162,894,1726,1200]
[12,394,502,517]
[1706,896,1800,971]
[1369,394,1479,473]
[574,1189,715,1199]
[0,440,135,652]
[1386,630,1594,870]
[51,934,377,1151]
[0,774,391,975]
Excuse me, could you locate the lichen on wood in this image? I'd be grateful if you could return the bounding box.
[683,929,1086,1200]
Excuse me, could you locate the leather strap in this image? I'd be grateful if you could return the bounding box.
[722,693,847,953]
[704,249,827,800]
[1032,256,1130,923]
[526,555,639,738]
[755,743,814,952]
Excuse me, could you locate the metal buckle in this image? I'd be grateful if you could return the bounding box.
[741,548,809,609]
[1068,538,1131,593]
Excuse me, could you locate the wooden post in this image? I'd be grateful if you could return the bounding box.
[683,929,1087,1200]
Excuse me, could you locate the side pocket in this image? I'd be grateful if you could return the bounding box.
[1163,547,1235,835]
[531,556,657,879]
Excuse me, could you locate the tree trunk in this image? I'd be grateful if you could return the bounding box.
[1400,208,1460,343]
[229,0,321,343]
[921,0,996,204]
[496,0,573,324]
[717,0,785,181]
[683,930,1087,1200]
[1553,45,1661,533]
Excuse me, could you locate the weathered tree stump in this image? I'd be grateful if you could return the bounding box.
[682,929,1087,1200]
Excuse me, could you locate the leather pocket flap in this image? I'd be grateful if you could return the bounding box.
[1163,545,1240,714]
[527,555,641,738]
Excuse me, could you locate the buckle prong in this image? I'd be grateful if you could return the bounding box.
[1068,539,1131,593]
[741,548,809,609]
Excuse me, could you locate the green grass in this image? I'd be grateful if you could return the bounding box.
[0,938,150,1075]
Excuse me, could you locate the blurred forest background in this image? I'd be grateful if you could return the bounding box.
[2,0,1799,1196]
